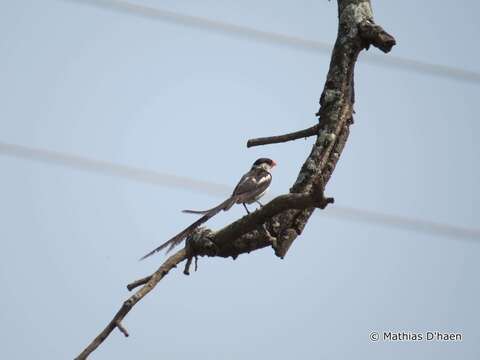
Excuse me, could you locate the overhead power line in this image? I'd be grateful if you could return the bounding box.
[0,142,230,197]
[1,141,479,242]
[65,0,480,84]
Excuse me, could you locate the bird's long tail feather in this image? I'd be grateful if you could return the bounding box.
[139,197,235,260]
[182,197,235,215]
[182,208,213,214]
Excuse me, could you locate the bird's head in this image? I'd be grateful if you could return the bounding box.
[251,158,276,171]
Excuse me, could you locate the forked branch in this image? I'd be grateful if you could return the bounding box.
[75,1,395,358]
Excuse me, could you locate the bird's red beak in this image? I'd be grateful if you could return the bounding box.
[271,160,277,167]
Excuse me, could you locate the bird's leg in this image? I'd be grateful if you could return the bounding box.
[255,200,264,208]
[243,203,250,214]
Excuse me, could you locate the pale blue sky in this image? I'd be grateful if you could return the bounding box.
[0,1,479,359]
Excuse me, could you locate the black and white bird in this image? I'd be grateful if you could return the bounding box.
[183,157,276,215]
[140,158,276,260]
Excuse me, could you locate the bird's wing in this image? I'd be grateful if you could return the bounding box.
[232,168,271,198]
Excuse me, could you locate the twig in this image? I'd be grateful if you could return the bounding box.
[75,248,188,360]
[115,321,129,337]
[358,21,396,53]
[126,275,152,291]
[183,256,193,275]
[247,124,319,147]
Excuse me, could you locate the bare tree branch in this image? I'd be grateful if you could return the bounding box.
[358,21,396,53]
[115,321,129,337]
[75,0,395,357]
[75,249,188,360]
[246,124,319,147]
[126,275,152,291]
